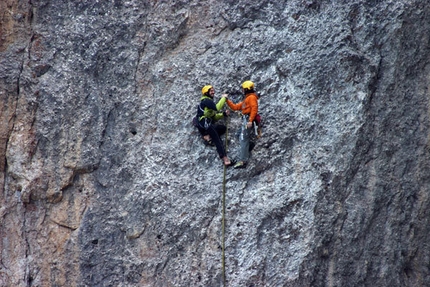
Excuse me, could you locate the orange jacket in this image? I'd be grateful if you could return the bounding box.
[227,93,259,123]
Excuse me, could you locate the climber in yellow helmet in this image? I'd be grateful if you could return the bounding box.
[226,80,259,169]
[195,85,234,167]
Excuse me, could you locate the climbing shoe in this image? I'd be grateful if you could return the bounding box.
[233,161,246,169]
[203,137,214,146]
[224,159,236,167]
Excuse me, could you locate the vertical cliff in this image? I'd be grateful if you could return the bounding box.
[1,0,429,286]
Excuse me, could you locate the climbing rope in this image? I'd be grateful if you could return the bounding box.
[221,116,228,286]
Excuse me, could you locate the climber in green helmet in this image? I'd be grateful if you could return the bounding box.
[195,85,234,167]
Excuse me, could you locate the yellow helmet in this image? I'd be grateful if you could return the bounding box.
[202,85,213,95]
[241,80,254,90]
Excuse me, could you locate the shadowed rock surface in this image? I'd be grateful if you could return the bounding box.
[1,1,429,286]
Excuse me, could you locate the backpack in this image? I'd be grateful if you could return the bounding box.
[192,102,203,129]
[192,115,199,128]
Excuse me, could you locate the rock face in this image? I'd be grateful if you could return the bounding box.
[1,0,430,286]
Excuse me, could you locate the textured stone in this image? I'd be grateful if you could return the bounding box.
[1,0,430,286]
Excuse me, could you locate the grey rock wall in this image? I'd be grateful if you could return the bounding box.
[1,0,429,286]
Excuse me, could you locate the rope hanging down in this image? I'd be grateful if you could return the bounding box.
[221,118,228,286]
